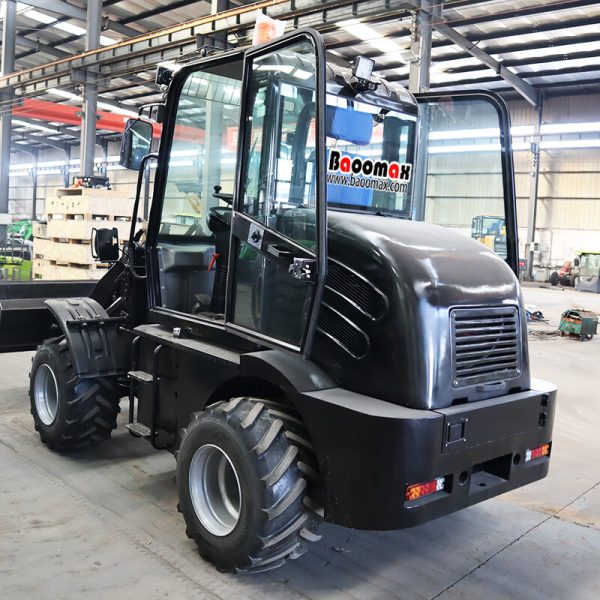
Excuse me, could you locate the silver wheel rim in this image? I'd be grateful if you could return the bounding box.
[33,363,59,426]
[189,444,242,536]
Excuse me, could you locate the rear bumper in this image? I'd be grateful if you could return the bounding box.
[299,379,556,530]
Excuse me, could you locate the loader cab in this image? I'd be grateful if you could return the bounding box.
[136,30,328,355]
[119,28,520,357]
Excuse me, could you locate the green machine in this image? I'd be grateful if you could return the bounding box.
[559,309,598,341]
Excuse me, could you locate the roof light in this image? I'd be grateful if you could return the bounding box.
[525,443,551,463]
[406,477,445,501]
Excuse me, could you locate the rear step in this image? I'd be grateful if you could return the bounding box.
[127,370,154,384]
[125,422,152,438]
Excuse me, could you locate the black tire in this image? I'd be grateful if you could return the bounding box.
[29,337,120,450]
[177,397,323,573]
[549,272,559,286]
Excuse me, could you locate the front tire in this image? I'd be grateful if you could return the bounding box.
[177,397,323,573]
[549,271,559,286]
[29,338,120,449]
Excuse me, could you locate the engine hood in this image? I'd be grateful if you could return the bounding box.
[312,211,530,410]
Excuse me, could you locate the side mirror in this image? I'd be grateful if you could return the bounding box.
[91,227,120,262]
[574,258,580,267]
[120,118,153,170]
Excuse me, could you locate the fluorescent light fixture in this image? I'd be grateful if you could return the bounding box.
[541,139,600,150]
[54,22,86,37]
[337,18,407,60]
[12,119,58,133]
[541,122,600,135]
[47,89,138,118]
[23,8,55,24]
[429,143,502,154]
[430,127,501,141]
[47,89,79,100]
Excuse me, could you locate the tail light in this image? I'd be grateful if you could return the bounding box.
[525,443,551,462]
[406,477,445,501]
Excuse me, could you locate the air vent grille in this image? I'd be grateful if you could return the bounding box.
[451,307,521,387]
[317,303,369,359]
[325,261,387,321]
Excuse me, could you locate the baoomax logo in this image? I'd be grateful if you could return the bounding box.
[327,150,412,193]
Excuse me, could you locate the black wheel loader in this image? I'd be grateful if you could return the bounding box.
[1,29,556,574]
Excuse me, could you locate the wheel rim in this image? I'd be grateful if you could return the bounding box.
[33,363,59,425]
[189,444,242,536]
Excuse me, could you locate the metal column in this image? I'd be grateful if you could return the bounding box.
[80,0,102,177]
[409,0,434,221]
[408,0,433,94]
[0,0,17,243]
[525,97,544,281]
[32,149,39,220]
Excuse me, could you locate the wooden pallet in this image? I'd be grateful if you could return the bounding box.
[33,237,124,265]
[46,187,135,219]
[32,258,110,281]
[32,221,47,239]
[46,218,132,242]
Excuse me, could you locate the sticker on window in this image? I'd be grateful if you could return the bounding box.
[327,149,412,194]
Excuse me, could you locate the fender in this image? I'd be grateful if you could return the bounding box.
[240,349,336,394]
[44,298,128,378]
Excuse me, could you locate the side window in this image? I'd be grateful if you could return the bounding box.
[159,71,241,238]
[241,46,317,246]
[419,98,509,259]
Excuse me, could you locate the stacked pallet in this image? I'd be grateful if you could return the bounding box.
[33,187,134,280]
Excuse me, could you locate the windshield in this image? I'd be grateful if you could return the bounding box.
[325,94,416,217]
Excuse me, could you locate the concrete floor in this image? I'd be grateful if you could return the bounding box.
[1,285,599,600]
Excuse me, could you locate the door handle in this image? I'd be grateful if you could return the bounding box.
[267,244,292,258]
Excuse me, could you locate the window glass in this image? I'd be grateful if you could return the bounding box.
[241,41,317,246]
[159,70,241,238]
[325,96,416,217]
[420,98,508,259]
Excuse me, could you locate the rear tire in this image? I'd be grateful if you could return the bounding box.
[29,338,120,449]
[177,397,323,573]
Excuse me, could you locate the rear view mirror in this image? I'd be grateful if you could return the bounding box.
[120,119,153,170]
[91,227,120,262]
[574,258,580,267]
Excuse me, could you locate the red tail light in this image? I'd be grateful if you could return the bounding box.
[525,443,551,462]
[406,477,445,501]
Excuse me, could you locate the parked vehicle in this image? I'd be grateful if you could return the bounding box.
[471,215,507,258]
[549,259,579,287]
[575,251,600,293]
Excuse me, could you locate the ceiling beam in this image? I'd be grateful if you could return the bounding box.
[430,20,540,106]
[15,35,71,59]
[15,131,67,151]
[393,0,539,106]
[19,0,141,38]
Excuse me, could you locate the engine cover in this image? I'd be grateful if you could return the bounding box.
[312,211,530,410]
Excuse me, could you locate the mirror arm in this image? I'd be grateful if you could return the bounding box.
[127,152,159,278]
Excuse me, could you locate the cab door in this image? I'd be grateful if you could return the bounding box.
[413,92,519,276]
[225,30,327,355]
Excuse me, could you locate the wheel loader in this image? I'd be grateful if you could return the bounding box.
[0,29,556,573]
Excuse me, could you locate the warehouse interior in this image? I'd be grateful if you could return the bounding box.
[1,1,599,598]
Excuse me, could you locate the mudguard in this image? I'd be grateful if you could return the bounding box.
[240,349,336,393]
[44,297,127,378]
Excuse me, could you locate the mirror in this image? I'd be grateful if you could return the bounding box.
[91,227,120,262]
[120,119,153,170]
[574,257,580,267]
